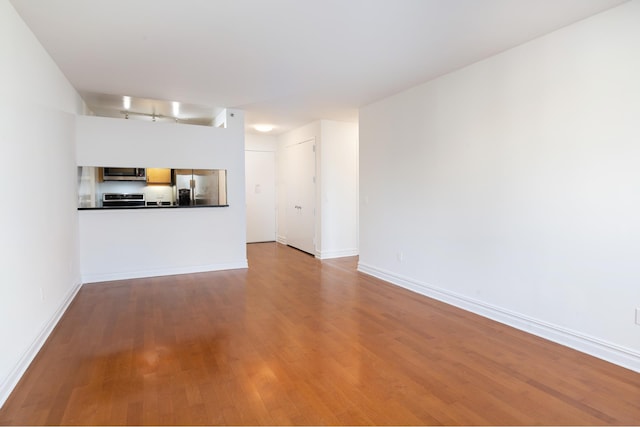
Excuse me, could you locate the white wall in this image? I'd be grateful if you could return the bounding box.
[359,1,640,371]
[245,132,277,151]
[276,120,359,258]
[0,0,84,406]
[76,113,247,282]
[318,120,359,259]
[76,113,243,169]
[245,133,277,243]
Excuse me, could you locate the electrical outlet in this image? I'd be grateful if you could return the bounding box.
[636,308,640,326]
[39,287,45,301]
[397,251,404,263]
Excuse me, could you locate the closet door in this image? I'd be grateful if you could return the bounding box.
[286,139,316,255]
[245,150,276,243]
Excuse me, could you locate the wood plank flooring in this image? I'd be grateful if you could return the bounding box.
[1,242,639,425]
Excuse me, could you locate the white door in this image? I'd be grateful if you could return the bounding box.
[286,139,316,255]
[245,150,276,243]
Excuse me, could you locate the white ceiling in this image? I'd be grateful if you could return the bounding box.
[10,0,627,135]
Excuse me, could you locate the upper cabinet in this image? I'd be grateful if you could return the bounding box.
[146,168,172,184]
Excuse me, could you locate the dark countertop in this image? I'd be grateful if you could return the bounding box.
[78,204,229,210]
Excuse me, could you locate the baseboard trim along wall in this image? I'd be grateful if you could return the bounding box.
[82,260,249,284]
[0,280,83,409]
[317,248,359,260]
[357,262,640,373]
[276,235,287,245]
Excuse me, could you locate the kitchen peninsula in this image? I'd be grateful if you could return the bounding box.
[75,111,247,284]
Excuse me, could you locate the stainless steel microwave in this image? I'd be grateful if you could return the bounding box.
[102,167,146,181]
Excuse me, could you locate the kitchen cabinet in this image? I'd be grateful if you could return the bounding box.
[146,168,172,184]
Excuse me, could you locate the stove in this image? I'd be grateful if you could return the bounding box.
[102,193,145,207]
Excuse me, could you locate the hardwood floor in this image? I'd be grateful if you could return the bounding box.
[1,242,639,425]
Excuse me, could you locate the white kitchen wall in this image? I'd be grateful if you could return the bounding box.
[0,0,84,406]
[76,113,247,282]
[276,120,358,258]
[359,1,640,371]
[76,114,242,169]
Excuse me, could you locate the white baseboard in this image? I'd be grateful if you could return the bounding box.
[82,260,249,284]
[317,248,359,260]
[276,235,287,245]
[0,280,82,409]
[357,262,640,373]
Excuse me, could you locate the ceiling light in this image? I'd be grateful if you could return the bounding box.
[254,124,273,132]
[123,96,131,110]
[172,101,180,116]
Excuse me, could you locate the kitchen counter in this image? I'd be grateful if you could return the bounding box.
[78,204,229,210]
